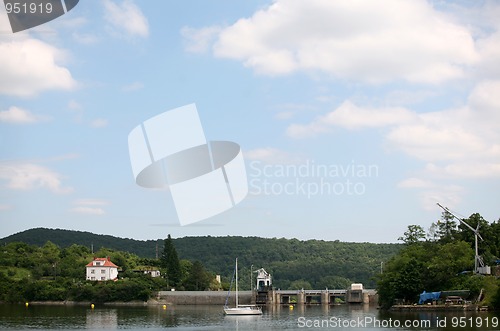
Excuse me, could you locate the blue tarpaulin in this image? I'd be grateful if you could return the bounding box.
[419,291,441,304]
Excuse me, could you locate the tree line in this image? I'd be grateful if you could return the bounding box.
[1,228,402,290]
[377,211,500,309]
[0,237,217,303]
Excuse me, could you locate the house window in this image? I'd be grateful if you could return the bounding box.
[91,277,95,280]
[91,269,95,274]
[101,277,105,280]
[101,269,106,274]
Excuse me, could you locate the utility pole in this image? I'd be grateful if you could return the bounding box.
[250,265,253,291]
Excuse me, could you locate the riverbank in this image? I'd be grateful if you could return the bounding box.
[156,290,252,305]
[1,290,253,307]
[4,300,155,306]
[391,304,486,311]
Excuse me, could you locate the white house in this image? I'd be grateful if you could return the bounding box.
[86,257,119,281]
[255,268,272,290]
[132,267,161,278]
[144,269,161,278]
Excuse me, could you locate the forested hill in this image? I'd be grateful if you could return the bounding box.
[1,228,401,288]
[0,228,160,257]
[174,236,401,288]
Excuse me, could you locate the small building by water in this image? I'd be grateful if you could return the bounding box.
[86,257,119,281]
[255,268,272,290]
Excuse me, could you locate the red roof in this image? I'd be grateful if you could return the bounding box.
[86,257,119,268]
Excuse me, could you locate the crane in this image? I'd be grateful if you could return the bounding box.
[436,203,490,275]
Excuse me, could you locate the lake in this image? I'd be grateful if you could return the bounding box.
[1,303,499,330]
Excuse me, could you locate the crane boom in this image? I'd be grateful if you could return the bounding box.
[436,203,483,240]
[436,203,489,274]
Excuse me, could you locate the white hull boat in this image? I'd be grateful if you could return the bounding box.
[223,258,262,315]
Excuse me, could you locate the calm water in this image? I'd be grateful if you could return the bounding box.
[1,303,499,330]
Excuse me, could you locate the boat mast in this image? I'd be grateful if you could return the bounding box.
[235,258,239,307]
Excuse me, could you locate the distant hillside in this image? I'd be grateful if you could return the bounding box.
[0,228,160,258]
[1,228,401,288]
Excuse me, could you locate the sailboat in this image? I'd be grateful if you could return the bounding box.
[223,258,262,315]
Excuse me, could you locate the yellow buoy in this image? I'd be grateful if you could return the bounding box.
[162,305,167,310]
[289,305,294,309]
[91,304,95,309]
[25,302,29,308]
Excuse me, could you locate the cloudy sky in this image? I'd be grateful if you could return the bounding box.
[1,0,499,243]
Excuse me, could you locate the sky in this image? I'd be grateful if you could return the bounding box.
[0,0,499,243]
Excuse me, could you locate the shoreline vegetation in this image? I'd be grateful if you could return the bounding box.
[377,211,500,311]
[0,228,400,306]
[2,214,500,311]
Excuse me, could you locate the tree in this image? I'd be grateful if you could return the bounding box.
[455,213,491,254]
[185,260,211,290]
[289,279,312,290]
[398,225,426,245]
[377,222,479,309]
[433,211,458,243]
[160,234,181,288]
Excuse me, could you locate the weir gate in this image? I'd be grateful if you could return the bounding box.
[256,289,377,305]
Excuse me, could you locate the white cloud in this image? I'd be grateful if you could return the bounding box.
[104,0,149,38]
[287,101,416,138]
[0,106,44,124]
[386,81,500,172]
[424,162,500,179]
[275,111,294,120]
[68,100,83,111]
[66,101,108,128]
[397,177,434,189]
[122,81,144,92]
[273,103,316,120]
[384,89,438,107]
[0,204,12,211]
[70,206,105,215]
[60,17,88,29]
[72,32,99,45]
[90,118,108,128]
[70,198,109,215]
[398,177,465,210]
[192,0,479,83]
[181,26,222,53]
[418,185,464,211]
[0,8,76,97]
[0,163,73,194]
[386,124,487,162]
[0,39,77,97]
[288,80,500,179]
[73,198,109,206]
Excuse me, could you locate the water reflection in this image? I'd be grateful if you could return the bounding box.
[224,315,261,331]
[0,303,499,330]
[86,308,117,329]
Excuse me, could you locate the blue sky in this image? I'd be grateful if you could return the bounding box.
[1,0,499,243]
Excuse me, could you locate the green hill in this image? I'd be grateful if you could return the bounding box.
[1,228,401,288]
[0,228,159,257]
